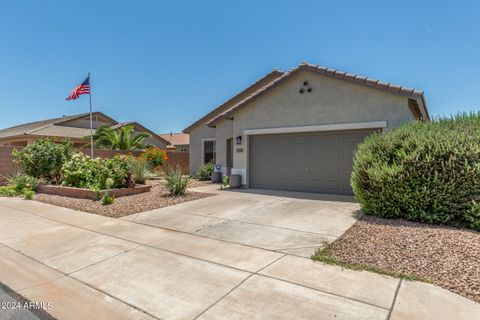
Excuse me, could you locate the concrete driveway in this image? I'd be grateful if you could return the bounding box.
[123,185,362,257]
[0,188,478,320]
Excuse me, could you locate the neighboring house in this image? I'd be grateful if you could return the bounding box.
[184,62,429,195]
[0,112,169,149]
[158,133,189,152]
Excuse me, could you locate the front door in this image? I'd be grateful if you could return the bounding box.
[226,138,233,176]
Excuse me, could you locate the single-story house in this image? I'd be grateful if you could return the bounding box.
[184,62,429,195]
[158,133,189,152]
[0,112,169,149]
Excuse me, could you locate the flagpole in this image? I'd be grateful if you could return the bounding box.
[88,72,94,158]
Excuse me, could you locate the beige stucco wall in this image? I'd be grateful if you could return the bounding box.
[230,70,415,183]
[188,124,216,174]
[139,134,166,149]
[215,119,233,173]
[192,69,417,183]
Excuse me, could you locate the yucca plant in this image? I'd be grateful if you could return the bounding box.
[163,165,190,196]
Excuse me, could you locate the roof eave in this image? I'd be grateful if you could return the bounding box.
[183,69,284,133]
[207,63,430,126]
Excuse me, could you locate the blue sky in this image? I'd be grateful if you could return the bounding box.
[0,1,478,133]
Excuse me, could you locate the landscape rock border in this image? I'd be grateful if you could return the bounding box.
[37,184,151,199]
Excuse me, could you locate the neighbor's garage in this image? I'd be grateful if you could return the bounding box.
[248,129,374,195]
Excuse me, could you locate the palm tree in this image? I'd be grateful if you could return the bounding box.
[91,124,151,150]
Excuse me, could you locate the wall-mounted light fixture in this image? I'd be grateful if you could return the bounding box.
[236,136,242,145]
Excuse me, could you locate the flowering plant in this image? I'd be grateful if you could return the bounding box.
[61,153,128,189]
[140,147,168,167]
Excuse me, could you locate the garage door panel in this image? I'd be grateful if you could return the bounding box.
[249,129,373,195]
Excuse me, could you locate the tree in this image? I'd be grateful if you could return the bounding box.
[92,124,151,150]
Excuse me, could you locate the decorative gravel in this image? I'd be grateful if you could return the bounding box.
[322,215,480,303]
[186,179,214,188]
[34,181,214,218]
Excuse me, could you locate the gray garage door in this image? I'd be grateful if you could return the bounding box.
[249,130,374,195]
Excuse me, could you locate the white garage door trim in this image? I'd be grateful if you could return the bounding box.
[243,121,387,135]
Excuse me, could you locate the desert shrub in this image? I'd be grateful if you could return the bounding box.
[101,178,115,205]
[101,193,114,205]
[0,186,17,197]
[23,190,35,200]
[163,165,190,196]
[141,147,168,167]
[221,175,229,189]
[4,171,39,193]
[126,157,154,184]
[351,113,480,230]
[466,202,480,231]
[61,153,128,189]
[195,162,215,181]
[12,138,72,183]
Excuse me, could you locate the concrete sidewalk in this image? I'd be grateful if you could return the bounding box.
[0,196,478,320]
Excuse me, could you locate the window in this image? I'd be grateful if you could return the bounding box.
[203,140,216,164]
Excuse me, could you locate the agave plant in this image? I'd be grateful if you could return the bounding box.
[92,124,150,150]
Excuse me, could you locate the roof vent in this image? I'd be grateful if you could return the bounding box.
[299,80,312,94]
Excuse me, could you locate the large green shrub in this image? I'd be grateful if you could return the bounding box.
[12,139,72,183]
[61,153,129,189]
[195,162,215,181]
[351,113,480,230]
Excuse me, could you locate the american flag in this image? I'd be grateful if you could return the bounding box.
[66,76,90,100]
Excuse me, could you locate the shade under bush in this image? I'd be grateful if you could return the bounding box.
[351,113,480,230]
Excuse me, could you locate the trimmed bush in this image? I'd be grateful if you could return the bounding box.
[195,162,215,181]
[61,153,129,190]
[351,113,480,230]
[163,165,190,196]
[12,138,72,183]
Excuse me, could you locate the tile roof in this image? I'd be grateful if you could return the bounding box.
[0,112,169,145]
[158,133,189,146]
[207,62,429,126]
[183,70,284,133]
[0,113,93,138]
[28,125,93,138]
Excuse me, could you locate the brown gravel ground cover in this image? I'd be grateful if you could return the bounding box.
[187,180,214,188]
[313,215,480,303]
[33,180,214,218]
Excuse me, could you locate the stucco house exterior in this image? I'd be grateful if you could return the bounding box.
[184,62,429,195]
[0,112,169,149]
